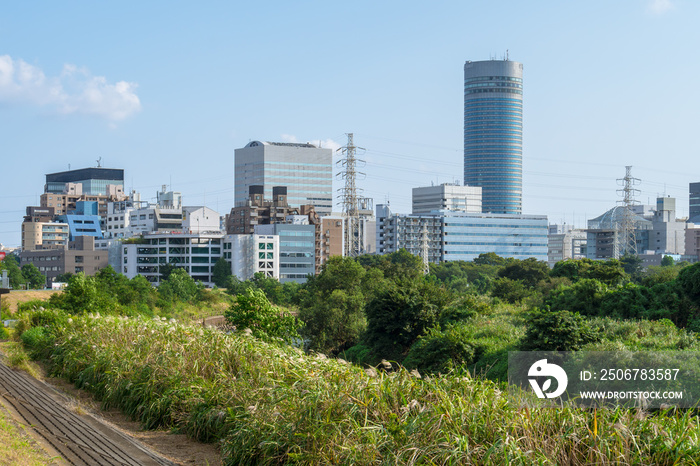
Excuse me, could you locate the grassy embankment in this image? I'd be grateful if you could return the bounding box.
[15,308,700,465]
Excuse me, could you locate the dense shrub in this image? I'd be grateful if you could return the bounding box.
[362,278,446,362]
[403,325,477,374]
[546,278,608,316]
[490,277,529,303]
[520,309,600,351]
[439,294,490,326]
[225,289,301,343]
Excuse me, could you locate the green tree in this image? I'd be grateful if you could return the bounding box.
[54,273,99,313]
[403,325,476,374]
[677,262,700,305]
[1,254,26,289]
[473,252,508,266]
[158,268,198,302]
[158,263,177,282]
[212,258,232,288]
[599,282,650,320]
[362,277,447,361]
[299,288,366,354]
[620,253,644,279]
[520,309,600,351]
[546,278,608,316]
[661,255,675,267]
[225,288,301,343]
[53,272,74,283]
[640,265,680,287]
[498,258,550,288]
[490,277,530,303]
[21,264,45,289]
[298,257,376,353]
[551,258,627,286]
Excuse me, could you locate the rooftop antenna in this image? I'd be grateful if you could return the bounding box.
[96,157,102,168]
[506,49,509,61]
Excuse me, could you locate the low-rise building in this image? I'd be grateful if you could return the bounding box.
[121,232,225,285]
[547,224,587,267]
[19,236,108,286]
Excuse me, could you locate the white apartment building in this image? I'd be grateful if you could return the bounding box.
[121,232,225,286]
[224,234,280,281]
[412,183,482,215]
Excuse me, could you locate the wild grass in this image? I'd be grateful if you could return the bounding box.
[19,310,700,465]
[0,406,58,466]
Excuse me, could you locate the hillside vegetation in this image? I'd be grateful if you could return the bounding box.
[16,308,700,465]
[9,251,700,464]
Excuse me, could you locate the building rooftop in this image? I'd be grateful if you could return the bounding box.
[245,141,318,149]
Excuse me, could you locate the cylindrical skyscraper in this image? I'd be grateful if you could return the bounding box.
[464,59,523,214]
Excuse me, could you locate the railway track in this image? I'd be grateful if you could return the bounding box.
[0,360,176,466]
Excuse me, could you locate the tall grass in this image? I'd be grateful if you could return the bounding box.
[19,310,700,465]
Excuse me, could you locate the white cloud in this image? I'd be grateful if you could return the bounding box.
[0,55,140,121]
[281,134,342,152]
[647,0,674,15]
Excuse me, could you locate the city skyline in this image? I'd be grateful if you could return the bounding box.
[2,1,699,248]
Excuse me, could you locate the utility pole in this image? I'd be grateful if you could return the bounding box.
[616,166,641,257]
[336,133,365,257]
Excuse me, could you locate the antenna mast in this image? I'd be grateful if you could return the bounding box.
[336,133,366,257]
[616,166,641,257]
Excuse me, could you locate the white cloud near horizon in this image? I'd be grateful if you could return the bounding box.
[647,0,674,15]
[0,55,141,121]
[281,134,342,152]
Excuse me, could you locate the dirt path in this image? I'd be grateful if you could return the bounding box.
[0,360,178,465]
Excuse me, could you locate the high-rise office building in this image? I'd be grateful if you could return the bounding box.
[234,141,333,215]
[464,59,523,214]
[689,182,700,223]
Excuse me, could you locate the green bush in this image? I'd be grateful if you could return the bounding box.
[19,326,54,359]
[490,277,529,303]
[439,294,491,326]
[546,278,608,316]
[340,344,374,365]
[520,309,600,351]
[403,325,477,374]
[0,325,8,339]
[225,289,301,343]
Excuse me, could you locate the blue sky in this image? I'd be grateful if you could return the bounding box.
[1,0,698,248]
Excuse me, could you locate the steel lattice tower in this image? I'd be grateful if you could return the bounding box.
[336,133,365,257]
[616,166,641,257]
[421,224,430,275]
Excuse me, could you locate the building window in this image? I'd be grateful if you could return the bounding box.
[75,256,83,263]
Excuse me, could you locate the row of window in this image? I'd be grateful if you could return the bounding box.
[445,242,546,247]
[464,76,522,84]
[280,241,314,248]
[465,97,522,104]
[280,263,314,269]
[280,230,314,237]
[464,82,522,90]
